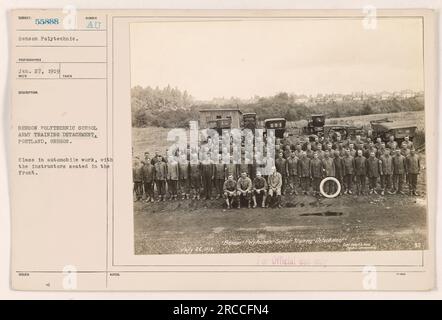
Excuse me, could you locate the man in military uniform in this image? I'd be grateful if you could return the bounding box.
[133,158,144,201]
[354,135,365,151]
[342,149,355,194]
[376,142,386,158]
[252,171,267,208]
[287,151,299,195]
[214,154,226,200]
[189,154,201,200]
[366,151,381,194]
[298,151,311,195]
[151,150,162,165]
[275,152,288,195]
[402,136,414,149]
[167,155,179,200]
[379,148,394,195]
[142,151,151,166]
[406,148,420,196]
[201,157,214,200]
[364,141,377,159]
[223,174,237,209]
[312,136,321,151]
[310,152,323,196]
[178,153,190,200]
[324,142,333,154]
[400,141,411,157]
[333,150,344,195]
[294,144,303,159]
[305,143,314,159]
[154,155,167,201]
[348,143,357,158]
[316,144,325,160]
[392,149,406,195]
[375,137,383,150]
[283,145,292,159]
[354,149,367,195]
[322,151,336,195]
[386,136,398,151]
[237,172,252,209]
[268,166,283,208]
[141,154,155,202]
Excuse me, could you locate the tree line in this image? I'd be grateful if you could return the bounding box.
[132,87,424,128]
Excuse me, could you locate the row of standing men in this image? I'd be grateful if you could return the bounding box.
[133,137,421,207]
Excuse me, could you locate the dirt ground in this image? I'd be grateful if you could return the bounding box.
[134,173,427,255]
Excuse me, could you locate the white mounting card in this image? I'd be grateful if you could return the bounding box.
[9,9,436,291]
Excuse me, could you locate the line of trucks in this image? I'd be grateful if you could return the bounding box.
[204,110,417,145]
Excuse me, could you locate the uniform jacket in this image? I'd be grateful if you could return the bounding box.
[334,156,344,178]
[403,141,414,149]
[298,157,311,178]
[154,161,167,181]
[349,149,357,158]
[364,147,377,159]
[387,141,398,150]
[406,154,420,174]
[237,177,252,191]
[342,156,355,175]
[275,158,288,176]
[167,162,179,180]
[287,157,298,176]
[253,177,267,190]
[214,163,226,179]
[201,163,214,178]
[283,149,292,159]
[189,163,201,178]
[310,158,323,178]
[141,162,155,183]
[393,155,406,175]
[268,172,282,189]
[322,157,335,177]
[223,179,237,192]
[316,150,325,160]
[366,157,381,178]
[178,162,189,180]
[354,156,367,176]
[380,155,393,175]
[401,148,411,157]
[133,166,143,182]
[306,149,314,159]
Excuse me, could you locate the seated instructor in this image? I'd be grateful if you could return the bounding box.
[237,171,253,209]
[223,174,237,209]
[252,171,268,208]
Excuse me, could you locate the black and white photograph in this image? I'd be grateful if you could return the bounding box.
[130,17,427,255]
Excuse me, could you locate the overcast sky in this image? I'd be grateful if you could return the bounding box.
[130,18,424,100]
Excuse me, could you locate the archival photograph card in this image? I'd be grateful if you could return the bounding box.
[9,9,436,291]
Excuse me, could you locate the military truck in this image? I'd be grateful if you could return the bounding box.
[303,114,326,135]
[324,124,365,141]
[242,112,257,131]
[370,119,417,143]
[264,118,286,139]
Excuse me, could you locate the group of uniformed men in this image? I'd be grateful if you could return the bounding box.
[133,133,422,209]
